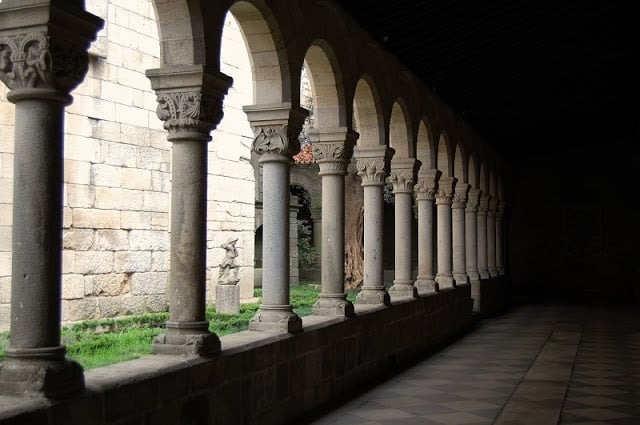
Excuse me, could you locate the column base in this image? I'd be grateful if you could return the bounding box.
[249,305,303,333]
[152,321,220,356]
[312,294,355,317]
[435,274,455,290]
[355,286,391,305]
[388,280,418,299]
[0,346,84,398]
[488,267,498,278]
[453,273,470,286]
[216,284,240,315]
[415,277,439,294]
[479,270,490,280]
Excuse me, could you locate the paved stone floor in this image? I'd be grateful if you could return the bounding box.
[304,301,640,425]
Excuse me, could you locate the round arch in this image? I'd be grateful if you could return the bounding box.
[389,100,414,158]
[416,119,436,170]
[436,132,452,176]
[353,76,385,146]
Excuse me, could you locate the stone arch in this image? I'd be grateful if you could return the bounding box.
[228,1,291,104]
[436,132,453,176]
[416,119,436,170]
[302,41,346,129]
[453,143,467,183]
[389,100,414,158]
[479,163,489,193]
[353,76,385,146]
[468,154,479,188]
[151,0,208,66]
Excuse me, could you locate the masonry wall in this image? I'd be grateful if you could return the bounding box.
[0,287,473,425]
[0,0,256,330]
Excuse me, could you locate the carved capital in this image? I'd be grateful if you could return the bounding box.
[488,197,498,216]
[155,91,221,139]
[466,189,481,212]
[452,183,470,209]
[497,200,506,217]
[310,128,358,175]
[353,145,394,186]
[244,103,308,158]
[390,158,418,194]
[147,66,232,141]
[414,169,441,201]
[478,194,490,213]
[435,176,457,205]
[0,5,102,94]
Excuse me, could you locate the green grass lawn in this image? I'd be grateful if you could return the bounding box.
[0,281,358,370]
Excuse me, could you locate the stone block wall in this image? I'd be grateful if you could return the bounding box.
[0,287,473,425]
[0,1,255,330]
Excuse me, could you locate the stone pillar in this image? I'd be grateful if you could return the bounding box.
[388,158,419,298]
[452,183,470,286]
[147,66,232,355]
[487,197,498,277]
[290,200,300,286]
[243,104,308,332]
[465,189,481,312]
[311,129,357,316]
[435,176,457,290]
[477,194,490,280]
[353,145,394,305]
[414,170,441,294]
[497,201,506,275]
[0,3,103,397]
[311,206,322,266]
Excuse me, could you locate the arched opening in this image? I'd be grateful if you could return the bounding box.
[417,119,435,170]
[453,144,466,183]
[436,133,451,176]
[353,77,385,147]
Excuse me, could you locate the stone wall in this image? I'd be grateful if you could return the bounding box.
[0,0,255,330]
[0,287,473,425]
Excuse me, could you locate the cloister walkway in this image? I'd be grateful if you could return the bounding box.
[303,300,640,425]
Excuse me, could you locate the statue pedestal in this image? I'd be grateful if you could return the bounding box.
[216,285,240,314]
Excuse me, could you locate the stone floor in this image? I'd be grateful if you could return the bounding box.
[302,300,640,425]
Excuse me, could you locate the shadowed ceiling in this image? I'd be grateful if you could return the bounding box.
[337,0,639,159]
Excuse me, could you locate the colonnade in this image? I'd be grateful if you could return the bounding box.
[0,0,506,398]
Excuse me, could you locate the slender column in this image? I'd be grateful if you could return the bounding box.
[435,176,457,290]
[244,104,308,332]
[497,201,506,275]
[465,189,481,312]
[0,4,102,397]
[477,194,490,280]
[487,197,498,277]
[147,67,232,354]
[311,206,322,265]
[452,183,470,286]
[388,158,419,298]
[414,170,441,294]
[311,129,357,316]
[353,145,394,305]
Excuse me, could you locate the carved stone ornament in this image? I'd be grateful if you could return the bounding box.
[252,125,292,156]
[497,200,506,217]
[452,191,468,209]
[0,32,89,92]
[356,158,387,186]
[488,197,499,214]
[466,191,481,212]
[414,177,438,201]
[313,142,350,173]
[478,195,490,213]
[435,178,456,205]
[156,91,220,136]
[389,169,415,193]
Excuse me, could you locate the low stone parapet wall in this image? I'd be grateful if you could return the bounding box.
[0,286,472,425]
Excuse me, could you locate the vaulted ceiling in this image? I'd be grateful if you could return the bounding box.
[337,0,639,159]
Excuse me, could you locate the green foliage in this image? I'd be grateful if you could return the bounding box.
[0,282,323,369]
[297,221,318,271]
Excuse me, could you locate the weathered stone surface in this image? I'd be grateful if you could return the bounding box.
[216,285,240,315]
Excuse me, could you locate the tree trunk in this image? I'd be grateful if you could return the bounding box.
[344,164,364,289]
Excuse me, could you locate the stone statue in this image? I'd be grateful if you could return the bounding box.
[218,237,239,285]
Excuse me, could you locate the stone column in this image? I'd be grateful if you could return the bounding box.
[435,176,457,290]
[311,129,357,316]
[147,66,232,355]
[388,158,419,298]
[465,189,481,312]
[452,183,470,286]
[497,201,506,275]
[311,206,322,265]
[487,197,498,277]
[289,200,300,286]
[414,170,441,294]
[353,145,394,305]
[477,194,490,280]
[0,4,102,397]
[243,104,308,332]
